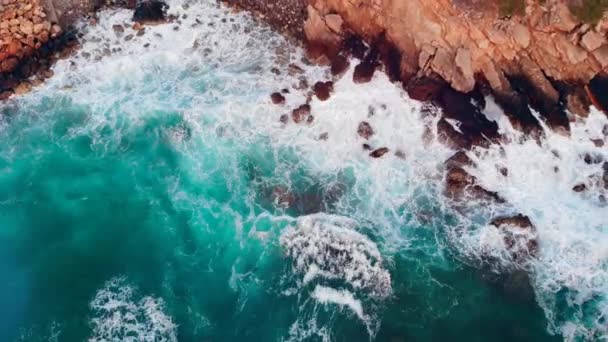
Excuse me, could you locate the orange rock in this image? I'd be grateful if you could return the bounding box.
[305,0,608,112]
[6,39,21,55]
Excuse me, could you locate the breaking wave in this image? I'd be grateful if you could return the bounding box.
[280,214,392,299]
[89,277,177,342]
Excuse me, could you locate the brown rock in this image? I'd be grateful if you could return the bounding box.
[271,186,295,208]
[6,39,21,55]
[292,104,311,123]
[299,0,607,129]
[50,24,61,38]
[369,147,389,158]
[0,57,19,72]
[445,151,473,168]
[0,90,13,101]
[437,118,471,150]
[406,76,445,101]
[581,31,605,52]
[133,0,169,24]
[13,81,32,95]
[270,92,285,105]
[330,54,349,76]
[313,81,333,101]
[587,74,608,116]
[287,63,304,76]
[353,59,376,84]
[490,214,538,258]
[357,121,374,139]
[304,5,342,61]
[112,24,125,33]
[19,20,33,35]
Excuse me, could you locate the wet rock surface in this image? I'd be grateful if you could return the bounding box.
[312,80,333,101]
[369,147,389,158]
[357,121,374,140]
[291,103,311,123]
[444,151,503,203]
[270,92,285,105]
[490,214,539,260]
[133,0,169,24]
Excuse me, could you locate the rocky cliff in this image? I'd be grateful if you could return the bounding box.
[304,1,608,121]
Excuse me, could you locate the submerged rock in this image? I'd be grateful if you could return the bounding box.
[357,121,374,139]
[490,214,538,260]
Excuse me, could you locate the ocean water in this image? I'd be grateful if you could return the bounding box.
[0,1,606,341]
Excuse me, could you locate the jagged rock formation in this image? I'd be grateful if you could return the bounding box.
[303,0,608,121]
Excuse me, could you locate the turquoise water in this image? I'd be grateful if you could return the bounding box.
[0,94,555,341]
[0,1,604,341]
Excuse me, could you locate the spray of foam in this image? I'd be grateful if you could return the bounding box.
[89,277,177,342]
[454,100,608,340]
[311,285,367,322]
[280,214,392,299]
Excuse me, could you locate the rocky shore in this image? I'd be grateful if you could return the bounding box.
[0,0,71,99]
[1,0,607,265]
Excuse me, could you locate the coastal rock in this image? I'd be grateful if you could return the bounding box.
[588,74,608,116]
[133,0,169,24]
[292,103,311,123]
[573,183,587,192]
[270,92,285,105]
[330,54,349,76]
[13,80,31,94]
[444,151,503,203]
[369,147,389,158]
[304,4,342,62]
[357,121,374,139]
[490,214,538,260]
[312,80,333,101]
[293,0,608,132]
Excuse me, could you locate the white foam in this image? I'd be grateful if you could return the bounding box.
[465,107,608,339]
[312,285,366,322]
[280,214,392,299]
[89,277,177,342]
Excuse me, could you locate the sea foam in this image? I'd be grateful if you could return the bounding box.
[89,277,177,342]
[280,214,392,299]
